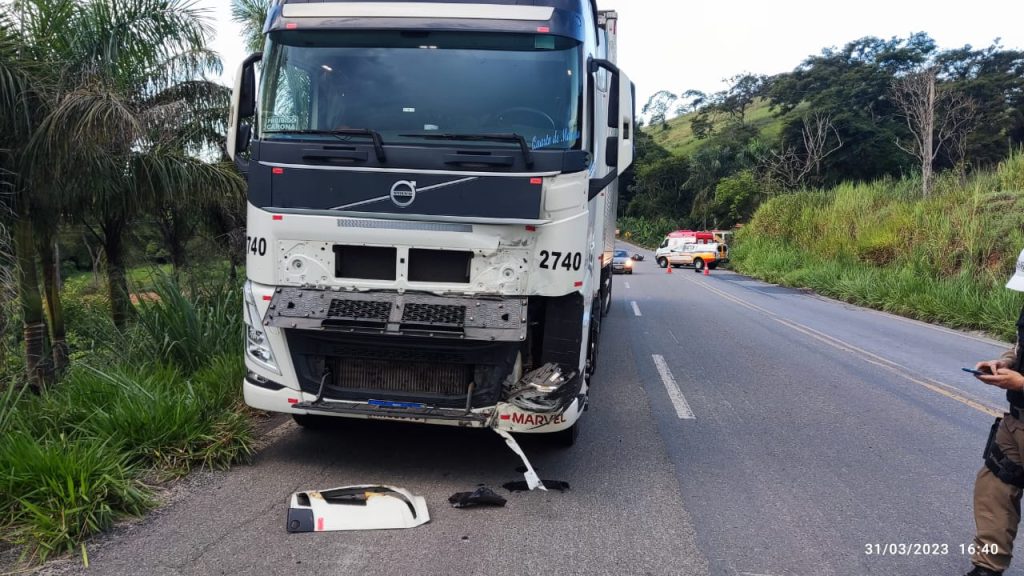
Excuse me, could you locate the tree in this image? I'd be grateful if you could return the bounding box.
[0,9,54,389]
[769,34,936,184]
[891,68,977,196]
[231,0,272,54]
[935,43,1024,168]
[641,90,678,129]
[760,113,843,191]
[689,73,768,139]
[19,0,242,333]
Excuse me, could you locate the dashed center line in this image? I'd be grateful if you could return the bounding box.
[652,354,696,420]
[631,301,642,316]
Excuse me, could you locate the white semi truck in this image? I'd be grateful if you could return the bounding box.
[227,0,633,446]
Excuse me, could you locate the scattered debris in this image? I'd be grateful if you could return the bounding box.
[494,428,546,491]
[448,486,507,509]
[286,485,429,532]
[503,480,571,493]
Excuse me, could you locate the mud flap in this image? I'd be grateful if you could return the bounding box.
[494,428,547,491]
[286,485,430,532]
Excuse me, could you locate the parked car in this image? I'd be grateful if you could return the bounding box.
[657,243,729,272]
[611,249,634,274]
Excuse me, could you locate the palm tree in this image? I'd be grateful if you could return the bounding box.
[0,10,53,389]
[22,0,244,330]
[231,0,271,53]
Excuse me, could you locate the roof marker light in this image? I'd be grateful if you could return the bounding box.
[530,178,543,185]
[273,215,284,221]
[286,22,298,29]
[537,26,550,33]
[272,167,284,175]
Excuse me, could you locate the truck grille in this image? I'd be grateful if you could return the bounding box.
[328,299,391,323]
[401,303,465,331]
[329,357,472,396]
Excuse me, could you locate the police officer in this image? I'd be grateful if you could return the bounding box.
[965,248,1024,576]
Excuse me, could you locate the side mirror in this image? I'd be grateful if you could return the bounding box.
[227,52,263,166]
[587,59,634,199]
[589,59,620,129]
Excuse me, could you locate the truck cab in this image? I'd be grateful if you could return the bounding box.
[227,0,633,446]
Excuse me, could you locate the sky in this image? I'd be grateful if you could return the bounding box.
[199,0,1024,108]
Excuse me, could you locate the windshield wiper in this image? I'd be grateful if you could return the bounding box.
[399,132,533,167]
[264,129,386,162]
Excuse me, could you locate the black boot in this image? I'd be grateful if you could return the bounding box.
[965,566,1003,576]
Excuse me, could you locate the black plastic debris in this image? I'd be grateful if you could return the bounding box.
[448,486,507,509]
[502,480,570,493]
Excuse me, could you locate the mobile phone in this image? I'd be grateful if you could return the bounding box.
[963,367,989,376]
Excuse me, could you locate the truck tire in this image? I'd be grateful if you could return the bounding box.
[694,258,705,272]
[657,257,668,268]
[544,421,578,447]
[586,299,602,379]
[602,273,612,316]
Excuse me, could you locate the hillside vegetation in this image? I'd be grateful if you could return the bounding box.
[621,33,1024,340]
[647,98,784,157]
[731,153,1024,341]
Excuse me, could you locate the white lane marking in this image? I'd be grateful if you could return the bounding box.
[680,273,1004,417]
[631,301,642,317]
[668,329,680,345]
[624,281,631,289]
[652,354,696,420]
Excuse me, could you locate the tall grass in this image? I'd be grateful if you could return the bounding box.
[0,276,251,565]
[732,152,1024,340]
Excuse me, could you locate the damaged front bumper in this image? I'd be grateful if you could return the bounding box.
[243,372,586,433]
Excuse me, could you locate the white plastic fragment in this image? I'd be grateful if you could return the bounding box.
[494,428,547,491]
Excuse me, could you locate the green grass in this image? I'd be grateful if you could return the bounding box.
[647,98,783,156]
[0,276,252,566]
[730,151,1024,341]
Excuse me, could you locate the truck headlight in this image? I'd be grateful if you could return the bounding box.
[244,281,280,374]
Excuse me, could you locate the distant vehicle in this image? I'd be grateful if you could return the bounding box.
[655,230,715,262]
[612,249,634,274]
[657,242,729,272]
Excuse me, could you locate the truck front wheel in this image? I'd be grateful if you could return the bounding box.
[694,258,705,272]
[657,257,668,268]
[543,421,578,448]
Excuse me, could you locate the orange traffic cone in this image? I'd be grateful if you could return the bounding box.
[666,264,672,274]
[703,265,710,276]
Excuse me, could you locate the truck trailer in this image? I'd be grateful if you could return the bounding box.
[228,0,634,446]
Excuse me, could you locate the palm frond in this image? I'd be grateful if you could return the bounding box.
[230,0,271,54]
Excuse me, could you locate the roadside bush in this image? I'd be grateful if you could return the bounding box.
[0,433,152,564]
[1,273,252,566]
[132,275,243,373]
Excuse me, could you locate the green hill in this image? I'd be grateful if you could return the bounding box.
[645,98,785,156]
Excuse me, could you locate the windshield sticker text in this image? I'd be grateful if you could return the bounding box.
[531,129,581,150]
[265,115,299,131]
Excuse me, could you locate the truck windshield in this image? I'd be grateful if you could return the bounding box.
[259,30,583,150]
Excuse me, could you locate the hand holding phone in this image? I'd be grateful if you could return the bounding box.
[963,367,988,376]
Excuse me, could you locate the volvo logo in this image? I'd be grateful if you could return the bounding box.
[390,180,417,208]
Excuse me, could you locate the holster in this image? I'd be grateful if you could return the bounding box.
[983,417,1002,462]
[984,416,1024,489]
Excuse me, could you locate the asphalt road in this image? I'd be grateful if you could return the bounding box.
[52,244,1021,576]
